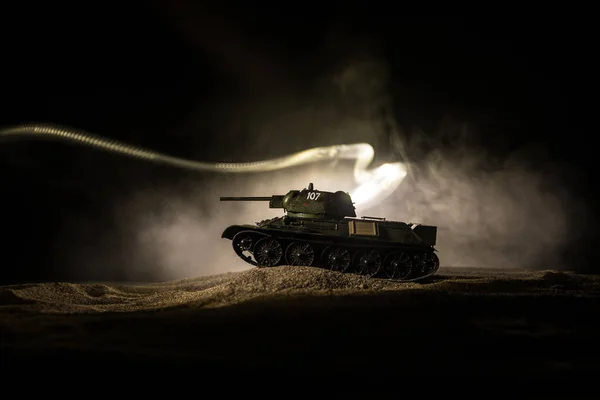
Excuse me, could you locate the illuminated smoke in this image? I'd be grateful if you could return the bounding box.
[371,127,589,270]
[30,24,587,281]
[59,117,586,281]
[122,140,585,280]
[113,164,362,280]
[114,52,405,280]
[76,59,584,280]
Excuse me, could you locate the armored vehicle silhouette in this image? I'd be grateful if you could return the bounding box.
[220,183,439,281]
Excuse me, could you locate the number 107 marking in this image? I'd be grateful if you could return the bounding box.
[307,192,321,200]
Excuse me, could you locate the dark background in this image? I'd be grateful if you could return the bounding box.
[0,3,595,284]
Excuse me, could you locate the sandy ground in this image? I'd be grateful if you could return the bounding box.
[1,266,600,381]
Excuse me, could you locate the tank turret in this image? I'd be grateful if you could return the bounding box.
[220,182,356,220]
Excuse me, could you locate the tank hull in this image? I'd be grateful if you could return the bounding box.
[221,216,440,281]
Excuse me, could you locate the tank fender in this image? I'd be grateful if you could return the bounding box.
[221,225,249,239]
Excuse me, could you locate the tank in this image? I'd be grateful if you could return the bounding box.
[220,183,440,281]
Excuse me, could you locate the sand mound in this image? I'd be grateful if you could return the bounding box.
[1,266,598,315]
[0,266,415,314]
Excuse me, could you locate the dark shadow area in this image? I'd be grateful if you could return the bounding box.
[2,267,599,378]
[2,289,599,377]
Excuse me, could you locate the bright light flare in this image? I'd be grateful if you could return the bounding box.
[350,162,407,208]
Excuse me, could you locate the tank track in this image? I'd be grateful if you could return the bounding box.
[230,229,439,281]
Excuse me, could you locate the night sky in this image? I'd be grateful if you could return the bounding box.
[1,3,595,284]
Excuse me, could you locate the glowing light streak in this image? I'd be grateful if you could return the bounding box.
[0,123,407,208]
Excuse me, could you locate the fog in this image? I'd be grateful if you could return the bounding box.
[100,142,585,282]
[78,53,588,281]
[56,24,589,281]
[120,166,360,280]
[376,137,587,270]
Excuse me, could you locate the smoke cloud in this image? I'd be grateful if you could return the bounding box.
[59,27,589,282]
[374,132,588,270]
[113,137,586,281]
[106,46,397,281]
[96,65,585,281]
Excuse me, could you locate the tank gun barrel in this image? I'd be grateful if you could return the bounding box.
[220,197,273,201]
[220,195,285,208]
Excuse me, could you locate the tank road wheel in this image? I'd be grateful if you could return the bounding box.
[382,252,413,280]
[285,242,315,266]
[231,231,258,266]
[414,252,440,276]
[322,246,351,272]
[253,237,283,267]
[354,249,382,277]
